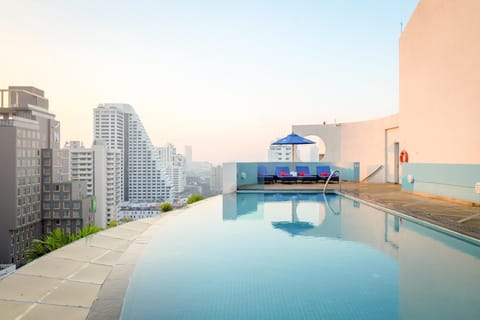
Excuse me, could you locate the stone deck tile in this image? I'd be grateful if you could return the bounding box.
[21,304,89,320]
[52,244,111,263]
[68,263,113,285]
[41,280,100,308]
[0,301,33,319]
[0,274,61,302]
[16,256,86,279]
[79,233,132,252]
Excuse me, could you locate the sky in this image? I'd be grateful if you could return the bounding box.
[0,0,418,165]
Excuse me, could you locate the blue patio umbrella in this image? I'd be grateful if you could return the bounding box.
[272,132,315,171]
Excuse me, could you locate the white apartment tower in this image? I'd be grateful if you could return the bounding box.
[94,104,174,203]
[63,140,121,228]
[64,141,94,195]
[157,144,186,196]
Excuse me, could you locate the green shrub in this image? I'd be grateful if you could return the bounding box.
[25,225,103,262]
[75,224,103,238]
[187,194,204,204]
[125,216,132,222]
[160,202,173,212]
[107,220,118,228]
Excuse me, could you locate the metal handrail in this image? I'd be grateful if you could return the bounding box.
[323,169,342,193]
[361,164,384,183]
[322,192,342,215]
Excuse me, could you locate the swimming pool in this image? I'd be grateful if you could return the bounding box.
[120,193,480,320]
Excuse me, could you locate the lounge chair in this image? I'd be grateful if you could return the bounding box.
[275,166,298,184]
[316,165,339,182]
[257,165,275,184]
[295,166,318,183]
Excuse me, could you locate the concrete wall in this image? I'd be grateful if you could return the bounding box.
[399,0,480,164]
[402,163,480,203]
[295,115,399,182]
[222,162,360,193]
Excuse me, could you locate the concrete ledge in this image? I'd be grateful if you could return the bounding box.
[0,213,171,320]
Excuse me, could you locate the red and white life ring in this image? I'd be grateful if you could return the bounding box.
[399,150,409,163]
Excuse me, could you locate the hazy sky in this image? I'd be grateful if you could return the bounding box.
[0,0,418,165]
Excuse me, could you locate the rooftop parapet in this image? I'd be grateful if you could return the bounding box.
[0,86,49,110]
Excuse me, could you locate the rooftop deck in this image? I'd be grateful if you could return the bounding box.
[0,183,478,319]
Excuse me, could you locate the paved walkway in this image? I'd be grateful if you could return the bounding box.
[339,182,480,240]
[242,181,480,240]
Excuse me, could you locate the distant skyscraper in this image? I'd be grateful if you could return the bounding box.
[210,165,223,193]
[158,144,186,197]
[158,143,176,168]
[94,104,173,203]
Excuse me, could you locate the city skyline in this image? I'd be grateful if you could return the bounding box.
[0,0,418,165]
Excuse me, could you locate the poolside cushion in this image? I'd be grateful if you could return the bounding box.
[299,172,306,176]
[280,172,287,176]
[320,172,329,177]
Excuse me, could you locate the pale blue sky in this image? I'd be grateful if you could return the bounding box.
[0,0,418,164]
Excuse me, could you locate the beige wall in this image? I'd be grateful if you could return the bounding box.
[399,0,480,164]
[295,114,399,182]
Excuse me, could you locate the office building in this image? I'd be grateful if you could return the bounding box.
[0,86,94,265]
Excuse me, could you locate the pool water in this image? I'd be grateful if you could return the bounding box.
[121,193,480,320]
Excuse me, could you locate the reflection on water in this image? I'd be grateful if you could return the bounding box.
[223,192,480,319]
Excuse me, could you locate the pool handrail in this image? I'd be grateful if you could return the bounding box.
[323,169,342,193]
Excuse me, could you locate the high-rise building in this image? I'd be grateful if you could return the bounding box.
[158,143,176,167]
[94,104,173,203]
[64,141,94,195]
[0,86,94,265]
[63,140,121,228]
[158,144,186,197]
[210,165,223,194]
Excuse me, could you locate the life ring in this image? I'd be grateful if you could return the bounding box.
[399,150,409,163]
